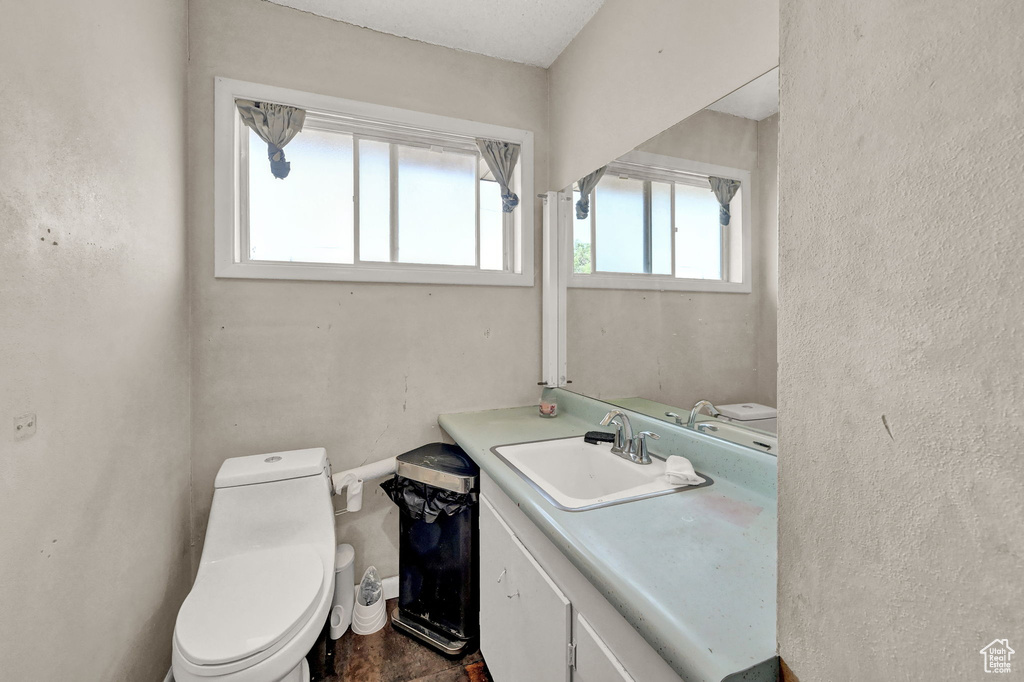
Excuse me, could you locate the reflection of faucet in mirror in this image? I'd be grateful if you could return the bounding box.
[665,411,683,425]
[688,400,721,429]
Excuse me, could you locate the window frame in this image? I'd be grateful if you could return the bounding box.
[566,150,751,293]
[215,77,535,286]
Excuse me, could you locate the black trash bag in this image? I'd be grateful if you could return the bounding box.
[380,475,477,523]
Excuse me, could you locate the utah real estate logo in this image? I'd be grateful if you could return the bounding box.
[980,639,1014,673]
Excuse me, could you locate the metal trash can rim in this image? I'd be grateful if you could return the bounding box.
[394,443,477,493]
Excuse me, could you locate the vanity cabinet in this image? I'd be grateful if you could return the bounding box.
[480,492,656,682]
[480,495,571,682]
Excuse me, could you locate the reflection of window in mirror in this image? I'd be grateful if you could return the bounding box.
[571,156,747,292]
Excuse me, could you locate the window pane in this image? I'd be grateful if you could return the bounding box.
[572,190,591,274]
[479,179,504,271]
[651,181,672,275]
[358,139,391,262]
[674,182,722,280]
[248,127,354,264]
[594,176,645,274]
[397,147,476,266]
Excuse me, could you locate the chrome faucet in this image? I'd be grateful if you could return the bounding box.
[687,400,721,429]
[600,410,633,455]
[599,411,657,465]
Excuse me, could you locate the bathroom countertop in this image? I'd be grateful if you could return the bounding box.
[439,395,777,682]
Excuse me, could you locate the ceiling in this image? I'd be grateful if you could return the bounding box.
[706,68,779,121]
[265,0,606,68]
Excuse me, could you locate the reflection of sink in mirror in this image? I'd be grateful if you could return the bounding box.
[605,396,779,455]
[491,437,712,511]
[693,418,777,455]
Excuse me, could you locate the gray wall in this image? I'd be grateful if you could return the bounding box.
[187,0,550,579]
[777,2,1024,679]
[567,110,779,410]
[548,0,779,191]
[0,1,191,680]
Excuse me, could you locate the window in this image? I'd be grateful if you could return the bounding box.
[215,78,534,286]
[568,151,750,293]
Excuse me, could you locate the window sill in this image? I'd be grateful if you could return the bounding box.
[567,273,750,293]
[215,259,534,287]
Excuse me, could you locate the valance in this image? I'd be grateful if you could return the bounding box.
[236,99,306,179]
[476,139,521,212]
[709,176,741,225]
[575,166,608,219]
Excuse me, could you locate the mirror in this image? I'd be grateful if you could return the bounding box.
[561,69,779,454]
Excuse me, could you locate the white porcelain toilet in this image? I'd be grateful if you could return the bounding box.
[172,448,335,682]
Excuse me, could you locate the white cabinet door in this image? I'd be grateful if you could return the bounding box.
[480,495,572,682]
[573,613,635,682]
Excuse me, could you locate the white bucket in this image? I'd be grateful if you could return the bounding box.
[350,595,387,635]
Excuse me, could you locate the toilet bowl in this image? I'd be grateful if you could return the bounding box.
[172,448,336,682]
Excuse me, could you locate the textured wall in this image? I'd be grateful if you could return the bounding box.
[778,2,1024,679]
[568,110,778,412]
[188,0,549,579]
[548,0,778,191]
[0,1,190,680]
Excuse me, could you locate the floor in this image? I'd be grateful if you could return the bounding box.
[308,599,492,682]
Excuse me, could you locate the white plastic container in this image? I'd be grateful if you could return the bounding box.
[351,566,386,635]
[329,544,355,640]
[716,403,778,434]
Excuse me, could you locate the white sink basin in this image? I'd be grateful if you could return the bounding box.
[491,436,712,511]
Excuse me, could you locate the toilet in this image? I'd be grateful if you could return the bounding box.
[172,448,336,682]
[715,403,778,434]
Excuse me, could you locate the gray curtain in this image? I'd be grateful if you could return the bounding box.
[476,139,520,212]
[575,166,608,219]
[709,177,741,225]
[236,99,306,179]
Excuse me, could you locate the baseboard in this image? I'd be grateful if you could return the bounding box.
[382,575,398,601]
[780,658,800,682]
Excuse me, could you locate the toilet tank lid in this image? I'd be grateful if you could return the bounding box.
[716,403,777,421]
[215,447,328,488]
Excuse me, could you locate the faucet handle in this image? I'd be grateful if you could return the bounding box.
[665,412,683,425]
[634,431,660,464]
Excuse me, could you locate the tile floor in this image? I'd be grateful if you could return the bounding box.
[308,599,492,682]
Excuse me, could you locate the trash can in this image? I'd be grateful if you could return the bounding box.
[380,443,479,656]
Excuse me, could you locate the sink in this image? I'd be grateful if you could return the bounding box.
[491,436,712,511]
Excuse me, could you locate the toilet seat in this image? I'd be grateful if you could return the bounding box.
[175,545,326,672]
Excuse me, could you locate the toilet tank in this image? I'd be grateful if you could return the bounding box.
[201,448,335,565]
[215,447,332,488]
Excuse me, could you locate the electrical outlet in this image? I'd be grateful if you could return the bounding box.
[14,413,36,441]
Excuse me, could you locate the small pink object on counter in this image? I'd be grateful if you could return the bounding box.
[539,400,558,418]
